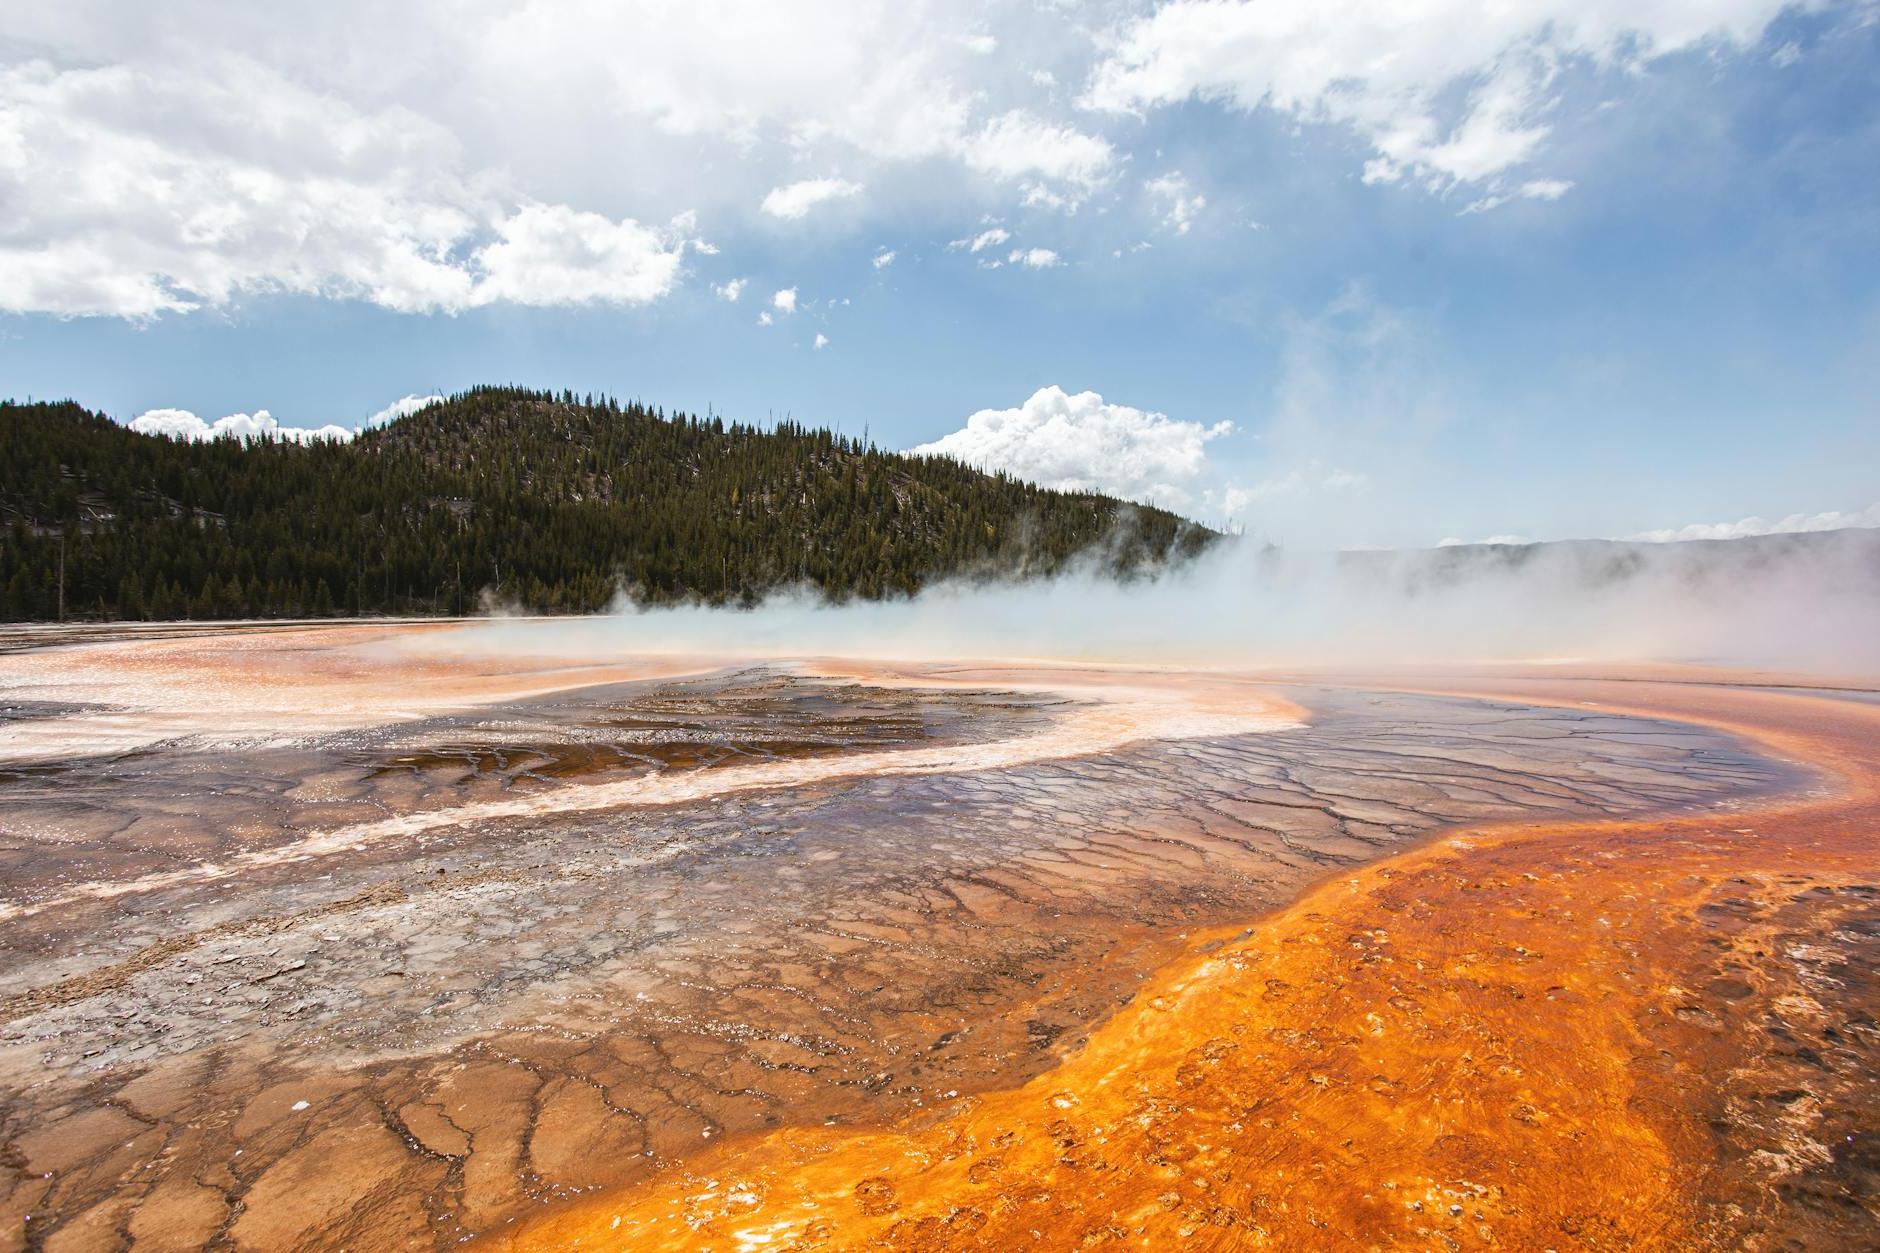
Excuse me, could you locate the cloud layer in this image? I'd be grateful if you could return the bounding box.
[0,59,702,318]
[1084,0,1801,199]
[1,0,1815,318]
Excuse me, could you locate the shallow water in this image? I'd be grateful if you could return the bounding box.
[0,632,1801,1250]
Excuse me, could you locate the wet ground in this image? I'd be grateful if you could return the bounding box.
[494,676,1879,1253]
[0,628,1859,1251]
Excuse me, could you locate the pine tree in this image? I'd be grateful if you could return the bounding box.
[0,391,1216,622]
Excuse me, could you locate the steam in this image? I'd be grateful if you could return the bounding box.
[438,527,1880,676]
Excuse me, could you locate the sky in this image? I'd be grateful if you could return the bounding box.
[3,0,1877,550]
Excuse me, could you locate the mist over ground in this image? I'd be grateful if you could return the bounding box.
[444,527,1880,675]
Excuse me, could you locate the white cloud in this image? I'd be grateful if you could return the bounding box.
[1019,182,1075,212]
[1083,0,1798,193]
[128,408,351,444]
[760,176,863,220]
[1461,177,1576,215]
[772,286,798,313]
[1145,172,1206,234]
[0,59,471,317]
[461,10,1110,203]
[757,310,774,326]
[961,110,1114,190]
[0,1,1808,321]
[814,332,830,349]
[361,393,443,429]
[0,59,693,318]
[952,228,1011,252]
[1628,502,1880,543]
[470,204,684,307]
[1007,247,1061,268]
[0,6,1141,319]
[715,277,748,301]
[126,391,443,444]
[872,248,897,269]
[1519,178,1574,201]
[910,385,1232,507]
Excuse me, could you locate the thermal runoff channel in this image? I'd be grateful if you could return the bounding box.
[3,564,1878,1248]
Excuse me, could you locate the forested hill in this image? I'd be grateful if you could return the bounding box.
[0,387,1216,621]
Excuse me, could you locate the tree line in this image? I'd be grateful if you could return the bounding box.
[0,386,1216,622]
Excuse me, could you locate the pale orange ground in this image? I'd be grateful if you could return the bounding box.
[0,622,736,756]
[489,674,1880,1251]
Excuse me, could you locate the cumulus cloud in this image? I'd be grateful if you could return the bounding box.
[0,1,1811,320]
[910,385,1232,507]
[0,6,1134,320]
[814,332,830,349]
[0,59,472,317]
[1083,0,1798,193]
[1019,182,1074,212]
[1628,502,1880,543]
[952,228,1011,253]
[872,248,897,269]
[1145,172,1206,234]
[772,287,798,313]
[760,176,863,220]
[470,204,684,307]
[1521,179,1574,201]
[714,277,748,301]
[962,109,1114,192]
[126,391,445,444]
[361,394,444,429]
[1007,247,1062,268]
[466,10,1111,205]
[128,408,352,444]
[0,59,692,318]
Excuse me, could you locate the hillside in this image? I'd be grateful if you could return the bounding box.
[0,387,1216,621]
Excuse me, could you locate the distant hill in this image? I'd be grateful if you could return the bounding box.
[1333,526,1880,591]
[0,387,1216,621]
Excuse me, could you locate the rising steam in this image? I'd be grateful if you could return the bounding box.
[440,527,1880,675]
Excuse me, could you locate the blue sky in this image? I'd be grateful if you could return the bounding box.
[3,1,1876,548]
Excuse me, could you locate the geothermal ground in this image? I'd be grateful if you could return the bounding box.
[0,625,1875,1250]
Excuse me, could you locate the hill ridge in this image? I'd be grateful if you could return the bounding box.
[0,386,1216,621]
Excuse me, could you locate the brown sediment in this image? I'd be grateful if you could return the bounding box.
[488,676,1880,1251]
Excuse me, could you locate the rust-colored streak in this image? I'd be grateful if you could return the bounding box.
[491,679,1880,1250]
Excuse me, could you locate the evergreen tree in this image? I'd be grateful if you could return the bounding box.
[0,390,1218,622]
